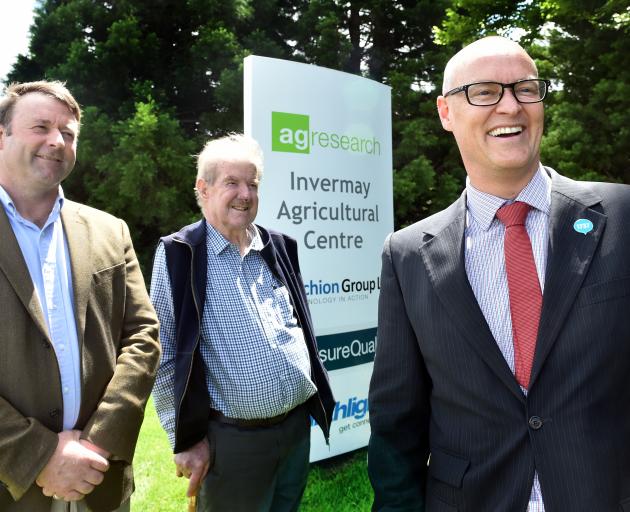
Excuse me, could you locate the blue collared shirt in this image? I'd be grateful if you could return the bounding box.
[0,185,81,430]
[151,221,316,447]
[464,165,551,512]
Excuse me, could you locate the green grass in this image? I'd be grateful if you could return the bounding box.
[132,397,187,511]
[131,397,372,511]
[301,451,371,511]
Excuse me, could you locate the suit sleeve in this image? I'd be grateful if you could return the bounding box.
[368,233,431,512]
[80,219,161,462]
[0,397,58,500]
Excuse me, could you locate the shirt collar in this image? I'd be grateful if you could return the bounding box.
[0,184,65,227]
[466,165,551,231]
[205,221,261,256]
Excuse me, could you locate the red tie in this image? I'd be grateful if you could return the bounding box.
[496,201,542,389]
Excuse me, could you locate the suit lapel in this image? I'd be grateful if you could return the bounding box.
[0,208,50,339]
[61,201,92,345]
[419,194,524,401]
[529,171,605,387]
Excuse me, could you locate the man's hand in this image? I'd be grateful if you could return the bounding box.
[79,438,111,459]
[36,430,110,501]
[174,437,212,498]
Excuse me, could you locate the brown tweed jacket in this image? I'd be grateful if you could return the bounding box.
[0,200,160,512]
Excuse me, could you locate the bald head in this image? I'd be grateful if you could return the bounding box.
[436,36,546,199]
[442,37,538,94]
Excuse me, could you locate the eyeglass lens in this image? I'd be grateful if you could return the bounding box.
[467,80,546,105]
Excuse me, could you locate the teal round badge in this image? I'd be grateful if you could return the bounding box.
[573,219,593,235]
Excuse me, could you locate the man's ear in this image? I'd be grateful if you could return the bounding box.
[436,96,453,132]
[196,178,207,199]
[0,124,5,150]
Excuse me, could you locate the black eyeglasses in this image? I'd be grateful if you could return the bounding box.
[443,79,551,106]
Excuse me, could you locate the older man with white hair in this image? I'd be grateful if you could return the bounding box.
[151,134,334,512]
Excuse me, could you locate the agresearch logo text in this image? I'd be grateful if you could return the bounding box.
[271,111,381,156]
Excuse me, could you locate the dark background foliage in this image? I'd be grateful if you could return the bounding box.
[6,0,629,269]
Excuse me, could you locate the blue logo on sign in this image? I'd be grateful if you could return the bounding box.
[573,219,593,235]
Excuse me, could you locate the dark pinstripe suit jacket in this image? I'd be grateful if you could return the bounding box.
[368,168,630,512]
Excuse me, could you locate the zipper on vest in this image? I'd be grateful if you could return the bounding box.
[174,239,203,432]
[317,393,330,445]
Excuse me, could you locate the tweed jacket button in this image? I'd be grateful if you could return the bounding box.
[528,416,543,430]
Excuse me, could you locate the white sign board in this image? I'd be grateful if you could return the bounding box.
[244,56,393,460]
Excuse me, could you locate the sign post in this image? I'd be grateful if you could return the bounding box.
[244,56,393,460]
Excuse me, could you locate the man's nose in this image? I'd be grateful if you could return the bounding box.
[47,129,65,147]
[496,87,522,113]
[237,183,251,199]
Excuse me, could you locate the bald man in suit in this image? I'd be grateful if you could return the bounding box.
[368,37,630,511]
[0,81,160,511]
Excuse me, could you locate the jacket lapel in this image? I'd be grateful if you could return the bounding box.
[419,194,524,401]
[61,201,92,345]
[0,208,50,339]
[529,170,605,387]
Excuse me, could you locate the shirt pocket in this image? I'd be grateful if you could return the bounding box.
[272,285,297,327]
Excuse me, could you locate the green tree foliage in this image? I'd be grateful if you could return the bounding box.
[292,1,462,225]
[433,0,630,185]
[82,100,198,265]
[540,0,630,184]
[6,0,627,262]
[7,0,301,266]
[8,0,461,244]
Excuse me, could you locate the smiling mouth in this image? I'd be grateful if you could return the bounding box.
[488,126,523,138]
[232,204,249,211]
[37,154,63,162]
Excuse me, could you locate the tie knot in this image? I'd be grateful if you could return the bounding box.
[496,201,531,227]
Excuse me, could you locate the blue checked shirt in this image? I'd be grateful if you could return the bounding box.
[465,165,551,512]
[151,222,316,448]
